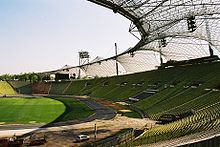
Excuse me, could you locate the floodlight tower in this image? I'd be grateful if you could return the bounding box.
[78,51,90,78]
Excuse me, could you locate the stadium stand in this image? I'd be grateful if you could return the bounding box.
[32,82,51,94]
[9,81,32,94]
[62,62,220,102]
[0,81,16,95]
[138,127,220,147]
[49,62,220,146]
[49,81,70,95]
[130,102,220,146]
[14,61,220,146]
[34,62,220,103]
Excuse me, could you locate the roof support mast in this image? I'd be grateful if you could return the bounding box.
[205,16,214,56]
[115,43,119,76]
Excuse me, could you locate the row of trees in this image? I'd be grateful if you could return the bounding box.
[0,73,41,82]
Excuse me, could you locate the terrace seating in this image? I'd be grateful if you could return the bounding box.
[142,126,220,147]
[32,82,50,94]
[131,102,220,146]
[49,81,70,95]
[8,81,32,94]
[150,90,220,119]
[0,81,16,95]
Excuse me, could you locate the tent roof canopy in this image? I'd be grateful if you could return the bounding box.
[88,0,220,54]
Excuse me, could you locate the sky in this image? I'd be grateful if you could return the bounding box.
[0,0,139,74]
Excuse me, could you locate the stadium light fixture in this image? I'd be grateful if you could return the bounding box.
[187,16,197,32]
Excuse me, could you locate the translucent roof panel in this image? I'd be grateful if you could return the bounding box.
[117,50,161,73]
[80,51,160,77]
[81,59,125,77]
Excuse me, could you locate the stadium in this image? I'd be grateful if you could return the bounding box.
[0,0,220,147]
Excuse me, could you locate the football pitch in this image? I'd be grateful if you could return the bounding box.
[0,97,65,124]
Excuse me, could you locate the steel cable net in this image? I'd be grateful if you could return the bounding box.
[51,0,220,78]
[90,0,220,60]
[140,15,220,60]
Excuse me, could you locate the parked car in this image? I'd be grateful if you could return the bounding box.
[76,134,90,142]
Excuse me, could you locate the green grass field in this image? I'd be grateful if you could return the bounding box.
[0,97,65,124]
[0,97,94,125]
